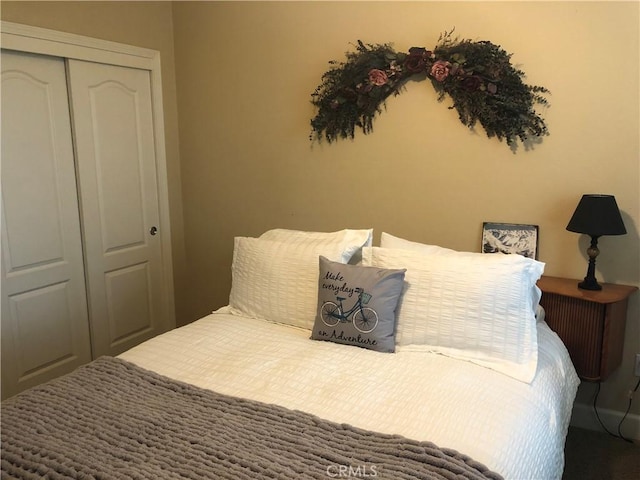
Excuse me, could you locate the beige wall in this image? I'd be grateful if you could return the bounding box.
[1,1,189,326]
[3,1,639,420]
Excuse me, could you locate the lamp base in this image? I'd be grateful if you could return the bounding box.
[578,235,602,291]
[578,278,602,291]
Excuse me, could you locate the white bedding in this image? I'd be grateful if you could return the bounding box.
[120,308,579,480]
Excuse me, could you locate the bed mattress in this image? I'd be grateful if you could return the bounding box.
[120,308,579,480]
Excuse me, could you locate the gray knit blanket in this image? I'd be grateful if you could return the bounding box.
[2,357,502,480]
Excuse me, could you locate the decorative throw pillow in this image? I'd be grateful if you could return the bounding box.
[229,237,349,330]
[311,256,406,353]
[362,246,545,382]
[260,228,373,264]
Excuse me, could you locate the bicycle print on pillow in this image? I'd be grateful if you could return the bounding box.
[320,288,379,334]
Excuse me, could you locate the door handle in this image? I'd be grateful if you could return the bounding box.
[150,226,158,236]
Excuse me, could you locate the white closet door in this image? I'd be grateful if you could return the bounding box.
[67,59,171,357]
[1,50,91,398]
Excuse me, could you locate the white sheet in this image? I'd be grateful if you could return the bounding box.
[120,308,579,480]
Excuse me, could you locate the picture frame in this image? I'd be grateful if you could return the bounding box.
[481,222,539,259]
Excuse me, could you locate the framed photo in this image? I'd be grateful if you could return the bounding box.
[481,222,539,259]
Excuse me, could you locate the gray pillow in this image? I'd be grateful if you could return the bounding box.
[311,256,406,353]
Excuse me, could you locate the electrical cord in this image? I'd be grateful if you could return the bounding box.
[618,377,640,442]
[592,378,640,444]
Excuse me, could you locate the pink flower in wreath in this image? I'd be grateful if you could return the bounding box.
[368,68,388,86]
[430,60,451,82]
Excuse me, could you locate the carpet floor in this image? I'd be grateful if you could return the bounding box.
[563,426,640,480]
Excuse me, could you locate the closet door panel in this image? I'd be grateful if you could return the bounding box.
[67,59,170,357]
[1,51,91,399]
[88,83,146,251]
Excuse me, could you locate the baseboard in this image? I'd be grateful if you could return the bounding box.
[570,401,640,441]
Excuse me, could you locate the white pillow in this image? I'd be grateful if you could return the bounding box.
[362,246,545,383]
[260,228,373,264]
[381,232,543,313]
[229,237,348,330]
[380,232,456,255]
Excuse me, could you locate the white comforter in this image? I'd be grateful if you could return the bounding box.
[120,308,579,480]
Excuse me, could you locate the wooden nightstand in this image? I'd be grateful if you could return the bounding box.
[537,276,638,382]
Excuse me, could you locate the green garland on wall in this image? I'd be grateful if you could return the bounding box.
[310,31,549,148]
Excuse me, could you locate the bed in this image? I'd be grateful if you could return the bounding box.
[1,229,579,480]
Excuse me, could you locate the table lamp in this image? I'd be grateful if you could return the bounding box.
[566,194,626,290]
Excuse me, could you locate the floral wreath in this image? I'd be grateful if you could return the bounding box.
[310,31,549,148]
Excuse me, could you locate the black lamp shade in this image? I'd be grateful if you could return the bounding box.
[566,194,626,236]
